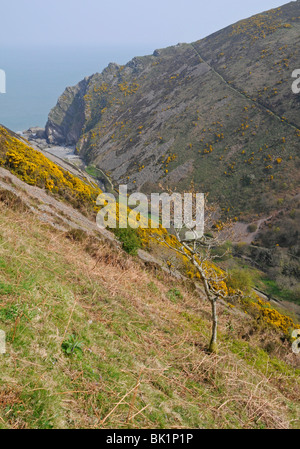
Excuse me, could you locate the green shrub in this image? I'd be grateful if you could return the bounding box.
[227,268,253,293]
[114,227,142,255]
[167,288,183,303]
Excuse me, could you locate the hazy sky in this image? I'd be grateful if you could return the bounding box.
[1,0,287,48]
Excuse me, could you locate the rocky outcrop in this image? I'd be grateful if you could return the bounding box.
[23,127,46,139]
[45,77,91,145]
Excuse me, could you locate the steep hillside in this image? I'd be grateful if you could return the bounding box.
[1,178,300,429]
[45,1,300,218]
[0,125,299,428]
[0,125,101,216]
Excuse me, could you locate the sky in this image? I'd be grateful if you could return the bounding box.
[1,0,287,49]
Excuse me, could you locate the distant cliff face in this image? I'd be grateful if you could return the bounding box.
[45,1,300,216]
[46,78,90,145]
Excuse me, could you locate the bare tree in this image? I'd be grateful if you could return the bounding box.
[152,193,233,353]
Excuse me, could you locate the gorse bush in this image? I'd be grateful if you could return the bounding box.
[0,126,101,214]
[250,296,297,334]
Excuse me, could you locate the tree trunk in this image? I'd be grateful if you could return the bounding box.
[208,299,218,353]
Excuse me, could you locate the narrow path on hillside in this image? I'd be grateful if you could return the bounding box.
[190,43,299,132]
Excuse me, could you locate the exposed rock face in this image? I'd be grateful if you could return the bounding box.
[45,1,300,216]
[46,78,91,145]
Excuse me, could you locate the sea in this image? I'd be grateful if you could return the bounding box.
[0,44,158,133]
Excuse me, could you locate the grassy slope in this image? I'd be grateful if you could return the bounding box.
[0,204,299,429]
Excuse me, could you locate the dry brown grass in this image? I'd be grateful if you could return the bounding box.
[42,222,299,428]
[0,203,299,429]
